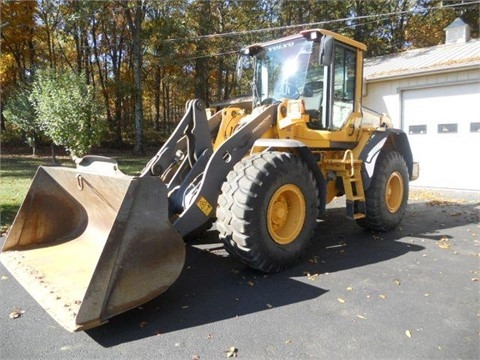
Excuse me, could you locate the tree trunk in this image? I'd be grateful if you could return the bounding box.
[91,21,113,131]
[125,1,145,156]
[1,107,6,131]
[154,65,161,131]
[194,0,211,103]
[50,142,59,165]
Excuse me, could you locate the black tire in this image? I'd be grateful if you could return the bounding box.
[356,151,409,232]
[216,152,319,273]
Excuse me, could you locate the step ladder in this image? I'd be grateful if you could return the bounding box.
[324,150,366,220]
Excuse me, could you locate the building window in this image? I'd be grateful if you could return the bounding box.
[437,123,458,133]
[470,122,480,133]
[409,125,427,134]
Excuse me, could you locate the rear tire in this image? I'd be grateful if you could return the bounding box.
[356,151,409,232]
[216,152,319,273]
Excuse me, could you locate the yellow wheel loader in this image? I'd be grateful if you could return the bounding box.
[1,29,418,332]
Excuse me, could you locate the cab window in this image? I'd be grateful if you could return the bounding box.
[331,45,356,129]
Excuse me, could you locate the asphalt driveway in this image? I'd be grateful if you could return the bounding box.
[1,188,479,359]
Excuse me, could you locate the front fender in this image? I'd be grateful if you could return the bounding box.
[252,138,327,215]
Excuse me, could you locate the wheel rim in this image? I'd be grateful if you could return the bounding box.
[267,184,306,245]
[385,171,404,213]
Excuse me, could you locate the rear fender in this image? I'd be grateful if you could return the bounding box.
[359,129,414,190]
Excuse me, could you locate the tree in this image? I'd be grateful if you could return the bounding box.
[405,0,479,49]
[1,0,478,150]
[0,0,37,130]
[30,68,105,158]
[3,85,41,155]
[92,1,130,146]
[191,0,212,102]
[123,0,146,155]
[144,0,190,133]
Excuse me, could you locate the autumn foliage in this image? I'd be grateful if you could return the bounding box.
[1,0,478,153]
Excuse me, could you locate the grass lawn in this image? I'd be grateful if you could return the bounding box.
[0,150,152,235]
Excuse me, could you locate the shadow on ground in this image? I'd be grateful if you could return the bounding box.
[87,196,479,347]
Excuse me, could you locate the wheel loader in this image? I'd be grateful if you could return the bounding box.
[1,29,418,332]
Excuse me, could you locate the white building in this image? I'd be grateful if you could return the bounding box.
[363,18,480,191]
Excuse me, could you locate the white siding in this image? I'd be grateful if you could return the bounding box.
[363,68,480,190]
[363,69,480,127]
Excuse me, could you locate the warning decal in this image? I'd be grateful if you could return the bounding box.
[197,197,213,216]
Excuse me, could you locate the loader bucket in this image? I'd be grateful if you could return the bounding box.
[0,162,185,332]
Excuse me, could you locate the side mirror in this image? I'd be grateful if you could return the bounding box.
[302,83,314,97]
[236,53,256,81]
[236,55,244,80]
[320,35,334,66]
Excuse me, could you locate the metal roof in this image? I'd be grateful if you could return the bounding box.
[363,38,480,81]
[444,17,467,30]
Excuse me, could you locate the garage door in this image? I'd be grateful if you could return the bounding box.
[403,82,480,190]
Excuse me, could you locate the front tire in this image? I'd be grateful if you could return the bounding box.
[356,151,409,232]
[216,152,319,273]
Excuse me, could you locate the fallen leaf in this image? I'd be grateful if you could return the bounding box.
[405,330,412,338]
[225,347,238,358]
[338,298,346,304]
[306,272,319,281]
[9,309,25,319]
[247,281,255,287]
[472,278,479,282]
[437,237,451,249]
[266,304,273,308]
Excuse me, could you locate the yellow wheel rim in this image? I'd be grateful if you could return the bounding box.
[385,171,404,213]
[267,184,306,245]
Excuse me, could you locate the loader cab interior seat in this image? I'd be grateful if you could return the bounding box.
[301,80,324,129]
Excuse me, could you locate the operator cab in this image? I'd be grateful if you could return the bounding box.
[237,30,360,131]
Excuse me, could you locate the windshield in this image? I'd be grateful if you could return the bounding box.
[254,37,323,105]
